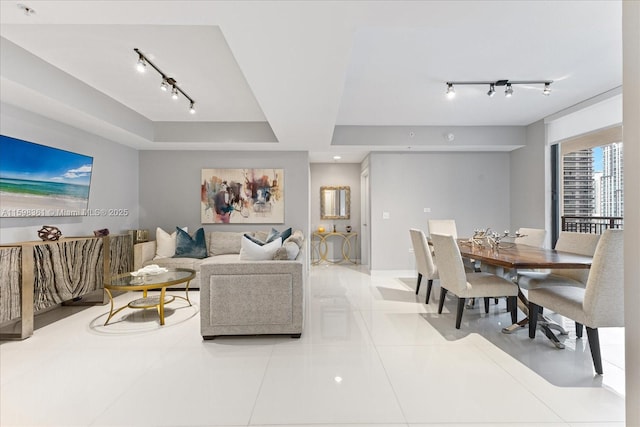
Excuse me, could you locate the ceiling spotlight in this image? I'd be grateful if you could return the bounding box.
[171,86,179,100]
[136,56,147,73]
[446,83,456,99]
[543,82,551,96]
[487,84,496,97]
[189,102,196,114]
[505,84,513,97]
[160,79,169,92]
[333,155,342,161]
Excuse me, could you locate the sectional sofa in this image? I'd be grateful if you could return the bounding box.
[133,229,305,338]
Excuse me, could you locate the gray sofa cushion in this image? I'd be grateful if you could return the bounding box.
[208,231,245,256]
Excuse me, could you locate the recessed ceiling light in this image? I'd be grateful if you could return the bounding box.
[333,155,342,160]
[17,4,36,16]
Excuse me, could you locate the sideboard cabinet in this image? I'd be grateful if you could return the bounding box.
[0,234,132,339]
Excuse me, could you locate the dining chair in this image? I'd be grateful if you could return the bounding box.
[518,231,601,288]
[409,228,438,304]
[515,227,547,247]
[427,219,458,239]
[501,227,547,279]
[431,233,518,329]
[528,229,623,375]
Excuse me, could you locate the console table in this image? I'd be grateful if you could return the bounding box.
[0,234,132,340]
[311,231,358,265]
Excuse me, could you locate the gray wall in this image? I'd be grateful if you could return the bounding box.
[0,103,139,243]
[509,120,549,246]
[138,150,309,240]
[368,152,511,270]
[310,163,361,261]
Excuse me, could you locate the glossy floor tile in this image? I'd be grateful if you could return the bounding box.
[0,265,626,426]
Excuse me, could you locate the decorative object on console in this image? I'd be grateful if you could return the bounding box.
[346,225,352,233]
[0,135,93,218]
[201,168,284,224]
[93,228,109,237]
[38,225,62,241]
[128,229,149,244]
[317,226,325,233]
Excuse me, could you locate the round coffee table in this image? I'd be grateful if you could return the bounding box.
[104,268,196,326]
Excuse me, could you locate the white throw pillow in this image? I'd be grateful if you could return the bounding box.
[154,227,187,259]
[239,236,282,260]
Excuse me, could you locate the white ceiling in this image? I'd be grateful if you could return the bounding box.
[0,1,622,163]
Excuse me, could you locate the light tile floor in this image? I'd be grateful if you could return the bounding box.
[0,265,626,426]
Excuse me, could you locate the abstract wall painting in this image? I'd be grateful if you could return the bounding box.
[201,168,284,224]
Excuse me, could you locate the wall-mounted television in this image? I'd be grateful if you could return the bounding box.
[0,135,93,218]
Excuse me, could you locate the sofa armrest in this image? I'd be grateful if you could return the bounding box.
[200,260,304,337]
[134,241,157,270]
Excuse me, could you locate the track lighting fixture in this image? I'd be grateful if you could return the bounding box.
[133,48,196,114]
[505,83,513,97]
[445,79,553,98]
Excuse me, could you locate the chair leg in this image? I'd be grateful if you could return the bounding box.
[455,297,466,329]
[575,322,583,338]
[425,279,433,304]
[529,302,540,338]
[483,297,489,313]
[438,288,448,314]
[586,327,603,375]
[509,296,518,324]
[415,273,422,295]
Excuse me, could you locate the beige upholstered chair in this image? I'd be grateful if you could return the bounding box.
[499,227,547,280]
[427,219,458,239]
[409,229,438,304]
[518,231,601,289]
[515,227,547,247]
[431,233,518,329]
[427,218,478,273]
[528,229,623,375]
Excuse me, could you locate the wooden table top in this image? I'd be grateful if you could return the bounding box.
[457,240,592,270]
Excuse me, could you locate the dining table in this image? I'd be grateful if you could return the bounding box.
[456,239,593,349]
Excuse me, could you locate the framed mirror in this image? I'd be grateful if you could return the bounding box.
[320,186,350,220]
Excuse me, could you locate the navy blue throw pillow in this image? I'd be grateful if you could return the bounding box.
[266,227,292,244]
[174,227,207,259]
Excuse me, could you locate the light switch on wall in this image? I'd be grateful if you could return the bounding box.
[423,207,431,213]
[382,212,390,219]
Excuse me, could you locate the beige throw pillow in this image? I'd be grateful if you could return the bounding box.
[154,227,187,259]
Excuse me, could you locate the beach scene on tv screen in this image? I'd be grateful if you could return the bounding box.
[0,135,93,217]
